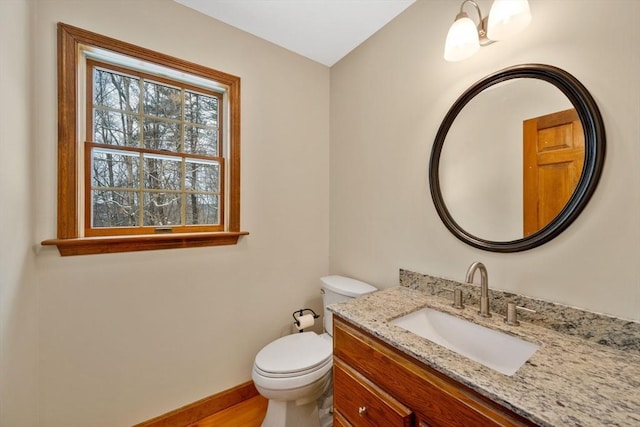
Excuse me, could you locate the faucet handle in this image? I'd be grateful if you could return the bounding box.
[504,302,536,326]
[443,288,465,309]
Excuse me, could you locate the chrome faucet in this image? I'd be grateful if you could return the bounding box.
[465,262,491,317]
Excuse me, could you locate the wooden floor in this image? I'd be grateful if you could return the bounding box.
[186,395,268,427]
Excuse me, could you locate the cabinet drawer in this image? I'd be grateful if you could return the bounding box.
[334,357,413,427]
[333,315,536,427]
[333,410,353,427]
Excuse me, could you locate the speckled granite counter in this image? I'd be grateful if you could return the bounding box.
[400,269,640,353]
[329,286,640,426]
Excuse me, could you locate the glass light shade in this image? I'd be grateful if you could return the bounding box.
[487,0,532,41]
[444,15,480,62]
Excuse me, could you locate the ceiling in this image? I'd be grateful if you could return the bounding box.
[173,0,416,67]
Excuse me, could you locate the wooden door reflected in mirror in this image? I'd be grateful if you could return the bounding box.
[523,108,584,236]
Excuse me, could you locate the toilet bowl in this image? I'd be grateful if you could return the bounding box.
[252,276,377,427]
[252,333,332,427]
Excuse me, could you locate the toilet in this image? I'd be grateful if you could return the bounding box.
[252,275,377,427]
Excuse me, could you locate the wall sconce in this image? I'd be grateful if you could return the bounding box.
[444,0,532,62]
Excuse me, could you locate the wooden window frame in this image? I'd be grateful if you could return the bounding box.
[42,23,247,256]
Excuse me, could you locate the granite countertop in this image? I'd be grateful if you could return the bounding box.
[329,286,640,426]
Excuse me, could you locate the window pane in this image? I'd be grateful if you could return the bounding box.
[94,69,140,112]
[185,159,220,193]
[94,110,140,146]
[185,125,217,156]
[143,192,181,226]
[185,91,218,126]
[186,194,219,225]
[92,190,139,227]
[144,81,181,119]
[143,154,181,190]
[143,118,181,151]
[92,149,139,188]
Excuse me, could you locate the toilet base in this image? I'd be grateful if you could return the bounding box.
[261,399,321,427]
[317,386,333,427]
[258,378,333,427]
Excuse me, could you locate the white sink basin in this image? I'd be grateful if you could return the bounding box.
[390,308,539,376]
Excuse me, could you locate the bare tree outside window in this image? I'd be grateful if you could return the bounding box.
[88,60,222,231]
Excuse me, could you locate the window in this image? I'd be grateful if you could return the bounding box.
[87,60,224,235]
[42,23,247,255]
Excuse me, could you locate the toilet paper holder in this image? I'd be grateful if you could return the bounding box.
[293,308,320,332]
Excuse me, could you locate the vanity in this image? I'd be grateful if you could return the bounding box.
[329,279,640,426]
[333,315,535,426]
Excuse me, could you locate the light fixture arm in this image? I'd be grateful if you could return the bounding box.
[457,0,494,46]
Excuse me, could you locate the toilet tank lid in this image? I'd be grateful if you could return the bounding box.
[321,275,377,297]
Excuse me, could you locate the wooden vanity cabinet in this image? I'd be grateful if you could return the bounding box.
[333,315,537,427]
[333,411,353,427]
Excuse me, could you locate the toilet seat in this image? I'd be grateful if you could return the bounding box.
[254,332,332,378]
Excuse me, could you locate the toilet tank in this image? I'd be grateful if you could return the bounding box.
[321,275,377,336]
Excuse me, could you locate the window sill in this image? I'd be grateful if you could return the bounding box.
[41,231,249,256]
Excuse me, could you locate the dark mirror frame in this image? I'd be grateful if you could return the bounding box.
[429,64,606,252]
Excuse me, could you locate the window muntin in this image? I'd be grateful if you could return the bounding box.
[85,60,224,236]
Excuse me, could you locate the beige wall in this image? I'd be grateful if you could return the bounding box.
[0,0,39,426]
[330,0,640,321]
[29,0,329,425]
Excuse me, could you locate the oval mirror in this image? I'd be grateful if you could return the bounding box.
[429,64,605,252]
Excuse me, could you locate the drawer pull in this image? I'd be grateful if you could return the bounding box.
[358,406,367,415]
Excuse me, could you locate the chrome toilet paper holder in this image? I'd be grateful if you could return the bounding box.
[293,308,320,332]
